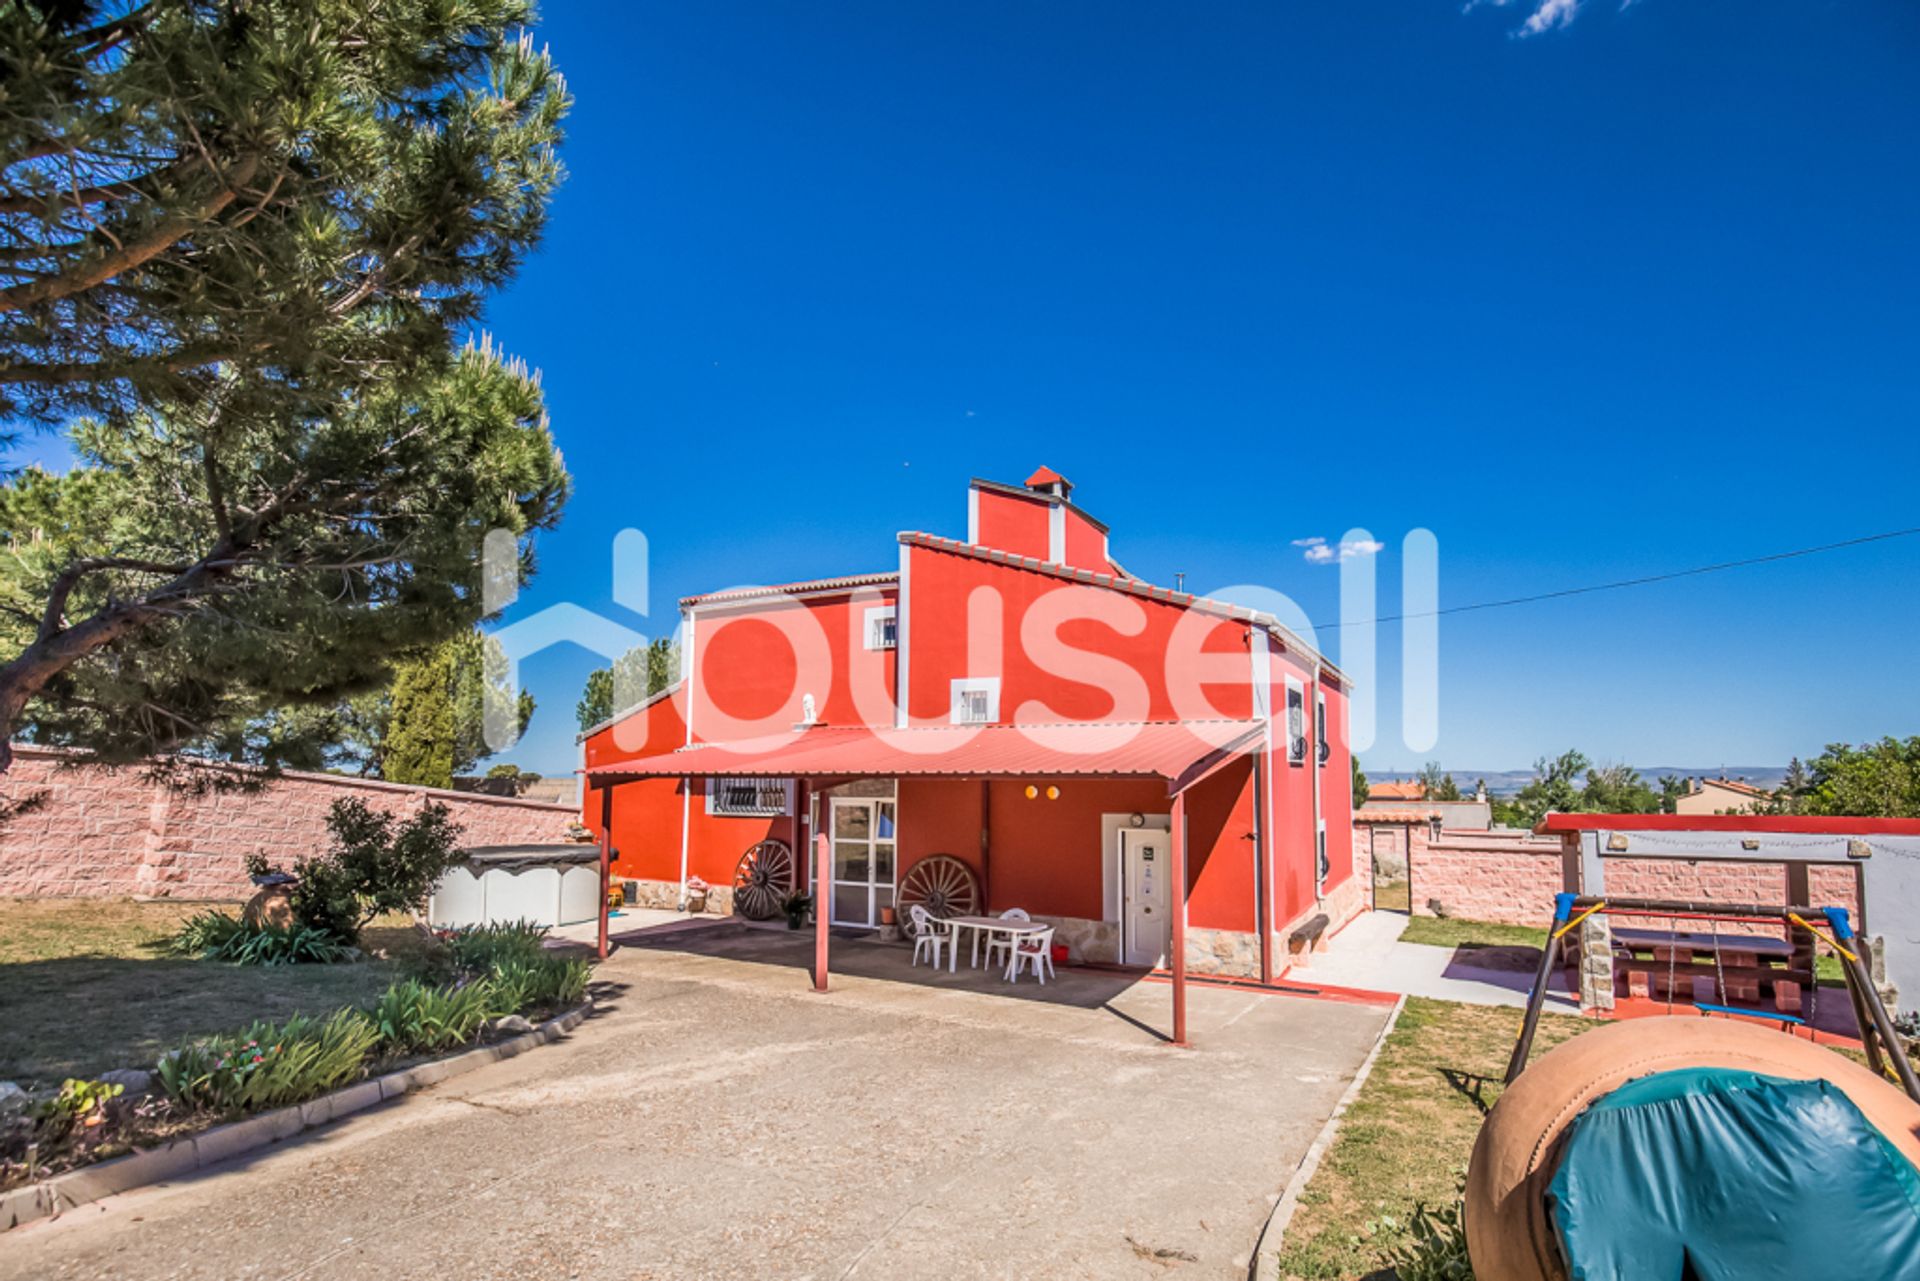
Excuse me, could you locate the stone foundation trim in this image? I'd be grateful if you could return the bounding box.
[0,1001,594,1234]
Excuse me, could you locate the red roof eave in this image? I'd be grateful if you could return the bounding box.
[583,719,1268,796]
[1533,813,1920,837]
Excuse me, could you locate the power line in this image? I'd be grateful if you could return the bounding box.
[1315,525,1920,631]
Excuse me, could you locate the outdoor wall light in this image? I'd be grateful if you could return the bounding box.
[1024,785,1038,799]
[1046,786,1060,800]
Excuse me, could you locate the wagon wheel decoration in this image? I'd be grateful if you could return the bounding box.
[896,854,980,935]
[732,839,795,921]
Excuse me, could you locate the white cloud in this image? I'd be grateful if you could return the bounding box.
[1298,537,1385,565]
[1466,0,1598,37]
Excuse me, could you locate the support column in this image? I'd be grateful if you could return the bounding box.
[814,831,831,992]
[597,784,613,960]
[1171,790,1189,1048]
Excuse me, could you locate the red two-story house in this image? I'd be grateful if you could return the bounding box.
[580,468,1357,1042]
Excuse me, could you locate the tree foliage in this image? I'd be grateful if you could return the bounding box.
[1351,755,1370,808]
[0,2,570,770]
[1416,761,1462,802]
[576,638,677,732]
[1771,739,1920,818]
[247,797,465,944]
[1497,749,1664,828]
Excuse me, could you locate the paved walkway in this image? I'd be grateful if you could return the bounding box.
[3,919,1393,1280]
[1295,911,1580,1011]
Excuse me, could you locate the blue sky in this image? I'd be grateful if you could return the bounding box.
[32,1,1918,779]
[462,0,1920,779]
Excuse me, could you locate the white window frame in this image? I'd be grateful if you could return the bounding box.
[863,604,898,651]
[949,676,1001,725]
[1285,677,1307,766]
[705,776,795,817]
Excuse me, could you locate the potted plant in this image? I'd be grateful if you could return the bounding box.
[782,892,813,930]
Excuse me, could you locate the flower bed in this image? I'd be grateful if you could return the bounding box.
[1,922,589,1194]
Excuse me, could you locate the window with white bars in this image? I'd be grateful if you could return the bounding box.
[950,677,1000,725]
[864,605,898,650]
[1285,679,1307,766]
[705,776,794,817]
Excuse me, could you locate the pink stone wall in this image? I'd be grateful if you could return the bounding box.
[1355,819,1867,931]
[0,747,577,899]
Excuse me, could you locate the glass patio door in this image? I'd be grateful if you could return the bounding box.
[828,797,896,928]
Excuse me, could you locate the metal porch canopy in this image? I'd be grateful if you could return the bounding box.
[583,718,1269,1048]
[581,718,1265,791]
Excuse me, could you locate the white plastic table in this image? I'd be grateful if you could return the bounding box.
[940,915,1048,974]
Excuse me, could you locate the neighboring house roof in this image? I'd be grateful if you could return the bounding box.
[583,718,1266,793]
[1355,810,1436,824]
[1369,780,1426,800]
[1697,776,1771,798]
[680,572,898,609]
[1535,814,1920,836]
[899,532,1347,686]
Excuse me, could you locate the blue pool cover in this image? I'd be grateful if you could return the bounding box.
[1547,1067,1920,1280]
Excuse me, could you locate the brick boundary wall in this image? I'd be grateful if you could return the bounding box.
[1356,817,1864,930]
[0,746,578,899]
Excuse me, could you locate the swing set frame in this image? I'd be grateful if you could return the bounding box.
[1504,891,1920,1103]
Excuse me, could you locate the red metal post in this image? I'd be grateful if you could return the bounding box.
[1170,790,1189,1048]
[597,784,613,960]
[813,830,831,992]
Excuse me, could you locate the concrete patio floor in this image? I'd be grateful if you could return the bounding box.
[1296,909,1582,1010]
[2,918,1394,1281]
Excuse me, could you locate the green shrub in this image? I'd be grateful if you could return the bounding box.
[445,920,549,976]
[171,912,347,965]
[156,1010,378,1114]
[30,1079,124,1144]
[170,909,246,957]
[246,798,465,944]
[371,979,498,1054]
[489,954,589,1013]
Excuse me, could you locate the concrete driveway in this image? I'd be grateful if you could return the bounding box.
[1,920,1394,1281]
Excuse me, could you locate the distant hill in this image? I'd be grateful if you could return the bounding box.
[1366,765,1789,798]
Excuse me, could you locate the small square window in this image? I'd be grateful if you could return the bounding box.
[864,605,898,651]
[950,677,1000,725]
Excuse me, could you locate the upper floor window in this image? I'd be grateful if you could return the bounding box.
[1315,691,1329,766]
[706,776,794,817]
[1285,679,1307,766]
[864,605,898,651]
[950,676,1001,725]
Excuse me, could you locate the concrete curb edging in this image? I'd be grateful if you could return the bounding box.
[1247,994,1407,1281]
[0,1000,594,1234]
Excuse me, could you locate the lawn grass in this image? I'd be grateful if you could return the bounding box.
[1269,997,1599,1281]
[1372,877,1411,914]
[1398,914,1549,951]
[0,899,432,1085]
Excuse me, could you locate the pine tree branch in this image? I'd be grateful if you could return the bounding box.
[0,155,261,314]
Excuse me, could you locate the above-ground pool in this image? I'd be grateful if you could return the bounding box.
[428,845,601,930]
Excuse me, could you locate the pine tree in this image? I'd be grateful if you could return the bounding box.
[384,646,457,789]
[0,3,571,770]
[576,639,677,732]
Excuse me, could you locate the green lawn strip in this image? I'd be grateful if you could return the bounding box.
[1270,997,1595,1281]
[0,900,433,1084]
[1397,915,1549,952]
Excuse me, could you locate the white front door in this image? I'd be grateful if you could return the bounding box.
[827,797,896,928]
[1120,829,1170,967]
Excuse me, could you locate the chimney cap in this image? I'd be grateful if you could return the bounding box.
[1025,466,1072,496]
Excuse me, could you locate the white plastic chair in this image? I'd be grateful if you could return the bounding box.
[909,904,951,969]
[984,907,1030,971]
[1005,926,1056,985]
